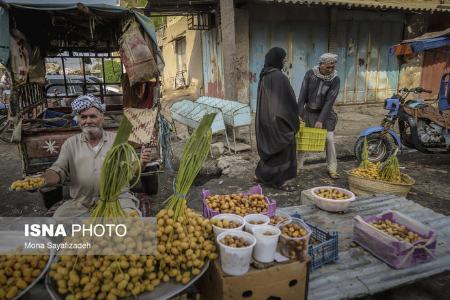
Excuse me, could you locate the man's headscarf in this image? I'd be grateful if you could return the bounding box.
[319,53,338,65]
[312,53,338,81]
[264,47,286,70]
[71,94,105,115]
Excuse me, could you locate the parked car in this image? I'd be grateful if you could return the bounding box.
[46,74,122,106]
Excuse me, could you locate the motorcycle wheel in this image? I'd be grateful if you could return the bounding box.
[354,133,393,163]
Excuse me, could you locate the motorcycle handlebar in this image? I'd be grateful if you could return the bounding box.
[398,87,432,94]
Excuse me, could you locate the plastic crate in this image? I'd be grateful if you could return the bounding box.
[296,122,327,152]
[202,185,276,218]
[291,213,339,272]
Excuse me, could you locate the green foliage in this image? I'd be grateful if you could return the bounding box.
[120,0,147,8]
[104,60,122,83]
[151,16,165,29]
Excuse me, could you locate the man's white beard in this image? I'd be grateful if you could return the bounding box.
[82,125,103,140]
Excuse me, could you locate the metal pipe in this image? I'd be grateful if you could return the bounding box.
[60,57,69,97]
[82,58,87,95]
[364,32,371,102]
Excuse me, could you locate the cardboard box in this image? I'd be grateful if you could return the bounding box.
[198,259,309,300]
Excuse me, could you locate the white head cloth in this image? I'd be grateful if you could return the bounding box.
[71,94,106,115]
[319,53,338,65]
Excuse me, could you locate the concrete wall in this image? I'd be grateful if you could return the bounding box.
[235,9,249,103]
[220,0,237,100]
[398,13,429,95]
[157,17,203,98]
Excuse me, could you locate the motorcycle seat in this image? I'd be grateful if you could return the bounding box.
[404,105,450,129]
[405,99,428,109]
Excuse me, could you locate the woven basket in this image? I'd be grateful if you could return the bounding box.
[347,171,415,197]
[296,122,327,152]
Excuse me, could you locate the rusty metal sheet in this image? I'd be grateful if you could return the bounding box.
[22,130,80,159]
[274,0,450,12]
[279,193,450,300]
[202,28,225,98]
[421,46,450,99]
[20,128,118,175]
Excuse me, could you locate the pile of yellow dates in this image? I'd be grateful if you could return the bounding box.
[10,177,45,191]
[350,162,381,180]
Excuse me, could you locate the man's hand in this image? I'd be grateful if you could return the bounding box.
[140,146,152,167]
[314,121,323,129]
[42,169,60,187]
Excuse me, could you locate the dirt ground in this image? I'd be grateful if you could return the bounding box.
[1,103,450,299]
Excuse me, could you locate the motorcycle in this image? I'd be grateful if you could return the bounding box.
[354,73,450,163]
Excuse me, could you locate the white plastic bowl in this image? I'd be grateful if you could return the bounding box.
[211,214,245,238]
[311,186,356,212]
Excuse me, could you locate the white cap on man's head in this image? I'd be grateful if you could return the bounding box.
[319,53,338,64]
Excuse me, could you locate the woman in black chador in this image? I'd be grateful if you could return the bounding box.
[255,47,299,191]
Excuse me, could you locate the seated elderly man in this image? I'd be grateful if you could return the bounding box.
[42,95,151,217]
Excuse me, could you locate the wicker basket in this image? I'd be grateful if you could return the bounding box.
[347,171,415,197]
[296,122,327,152]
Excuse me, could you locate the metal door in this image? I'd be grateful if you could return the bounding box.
[249,20,328,110]
[334,11,404,104]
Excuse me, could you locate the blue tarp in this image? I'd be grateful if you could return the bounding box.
[408,36,450,53]
[390,30,450,55]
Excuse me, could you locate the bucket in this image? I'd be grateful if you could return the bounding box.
[277,217,312,261]
[217,230,256,276]
[211,214,245,239]
[252,225,281,263]
[244,214,270,233]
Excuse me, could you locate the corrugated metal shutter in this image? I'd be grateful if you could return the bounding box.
[201,28,225,98]
[249,20,329,110]
[334,11,404,104]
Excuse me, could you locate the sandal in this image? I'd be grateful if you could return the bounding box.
[253,176,264,184]
[328,171,340,179]
[273,183,296,192]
